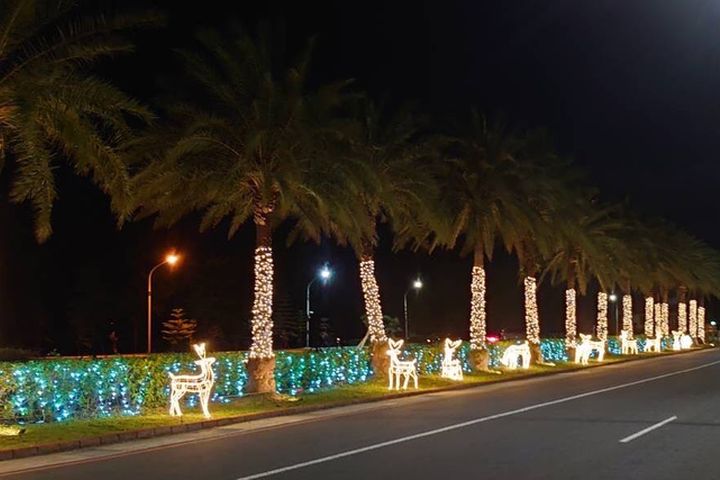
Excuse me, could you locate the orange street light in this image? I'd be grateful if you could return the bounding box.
[147,251,182,354]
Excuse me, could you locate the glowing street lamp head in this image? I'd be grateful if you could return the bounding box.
[609,293,618,302]
[319,264,332,282]
[165,253,180,266]
[413,278,423,290]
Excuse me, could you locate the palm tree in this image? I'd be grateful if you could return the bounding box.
[0,0,158,240]
[132,26,349,392]
[320,99,437,374]
[440,113,532,370]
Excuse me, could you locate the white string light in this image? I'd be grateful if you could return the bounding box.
[386,339,418,390]
[500,341,531,369]
[359,260,387,344]
[660,303,669,337]
[441,338,463,381]
[249,246,274,359]
[524,277,540,345]
[622,295,633,338]
[644,297,654,338]
[698,306,706,343]
[169,343,216,418]
[469,266,487,350]
[620,330,638,354]
[678,302,687,334]
[565,288,577,348]
[689,300,698,339]
[596,292,608,342]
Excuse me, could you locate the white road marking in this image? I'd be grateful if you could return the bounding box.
[237,359,720,480]
[619,416,677,443]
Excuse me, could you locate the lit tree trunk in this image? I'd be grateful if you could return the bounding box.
[678,286,688,333]
[565,261,577,357]
[698,298,706,343]
[654,300,662,337]
[689,299,698,341]
[596,291,608,342]
[522,256,542,363]
[246,212,276,393]
[658,288,669,337]
[359,242,388,376]
[469,244,489,371]
[644,296,654,337]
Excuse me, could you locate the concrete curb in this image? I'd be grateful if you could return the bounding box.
[1,346,712,461]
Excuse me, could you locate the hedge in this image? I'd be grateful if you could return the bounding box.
[0,337,664,423]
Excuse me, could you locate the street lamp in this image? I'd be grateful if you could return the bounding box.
[404,277,423,340]
[609,292,619,335]
[306,263,333,348]
[147,252,180,354]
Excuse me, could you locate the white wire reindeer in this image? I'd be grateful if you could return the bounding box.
[169,343,216,418]
[644,334,662,353]
[500,341,531,369]
[575,334,605,364]
[441,338,463,380]
[620,330,638,355]
[386,338,419,390]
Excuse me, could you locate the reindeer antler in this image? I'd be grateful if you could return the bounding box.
[193,343,206,359]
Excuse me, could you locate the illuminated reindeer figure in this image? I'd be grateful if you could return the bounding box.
[681,334,693,350]
[169,343,216,418]
[644,334,662,353]
[620,330,638,355]
[386,339,419,390]
[672,330,683,351]
[441,338,463,380]
[575,334,605,364]
[501,341,531,369]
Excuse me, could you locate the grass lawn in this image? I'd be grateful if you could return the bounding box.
[0,351,678,451]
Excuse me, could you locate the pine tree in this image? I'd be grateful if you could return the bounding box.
[162,308,198,347]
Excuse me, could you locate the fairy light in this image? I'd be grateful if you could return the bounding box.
[660,303,669,337]
[644,297,654,337]
[596,292,608,342]
[469,266,487,350]
[169,343,216,418]
[678,302,687,333]
[500,341,531,369]
[524,277,540,344]
[689,300,698,339]
[359,260,387,344]
[622,295,633,337]
[249,246,274,359]
[386,339,418,390]
[441,338,463,380]
[565,289,577,348]
[698,306,706,342]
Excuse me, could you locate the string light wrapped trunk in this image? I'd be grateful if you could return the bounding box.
[689,299,698,340]
[622,294,633,337]
[469,263,489,371]
[359,254,389,376]
[644,297,654,337]
[596,292,608,342]
[246,245,276,393]
[565,288,577,349]
[660,303,669,337]
[654,302,662,337]
[678,302,687,334]
[524,276,542,363]
[698,306,706,343]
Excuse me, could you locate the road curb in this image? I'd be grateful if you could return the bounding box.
[1,346,712,461]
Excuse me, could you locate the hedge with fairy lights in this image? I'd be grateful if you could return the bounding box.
[0,338,665,423]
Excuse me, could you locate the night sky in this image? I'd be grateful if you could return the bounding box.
[2,0,720,354]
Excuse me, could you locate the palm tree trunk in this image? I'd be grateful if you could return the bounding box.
[358,241,389,376]
[565,262,577,354]
[522,258,542,363]
[469,244,489,371]
[660,288,669,337]
[677,286,688,333]
[689,298,698,341]
[653,298,662,337]
[596,291,608,342]
[246,213,276,393]
[644,296,654,338]
[698,298,706,343]
[622,294,633,337]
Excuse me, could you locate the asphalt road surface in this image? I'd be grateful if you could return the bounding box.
[3,349,720,480]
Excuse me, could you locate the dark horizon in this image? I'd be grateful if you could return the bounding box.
[2,0,719,354]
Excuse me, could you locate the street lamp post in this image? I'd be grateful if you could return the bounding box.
[404,278,423,340]
[306,264,333,348]
[609,293,618,335]
[147,252,180,354]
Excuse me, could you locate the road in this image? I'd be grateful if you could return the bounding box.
[3,349,720,480]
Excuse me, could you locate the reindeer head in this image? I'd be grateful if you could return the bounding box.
[579,333,592,344]
[192,343,216,369]
[193,343,206,359]
[672,330,681,340]
[620,330,628,340]
[386,338,404,358]
[444,338,461,354]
